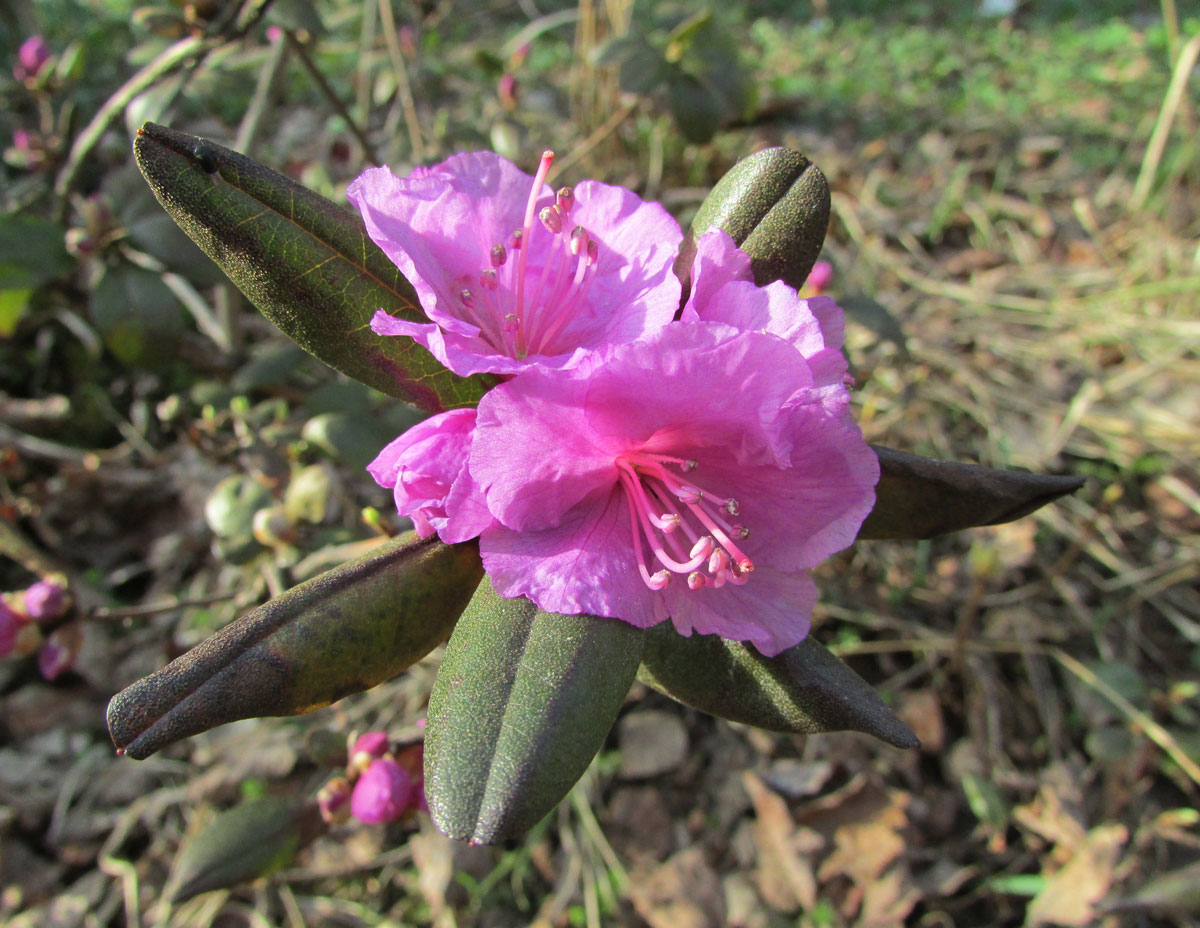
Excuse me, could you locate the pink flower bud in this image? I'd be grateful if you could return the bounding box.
[351,730,389,759]
[266,25,284,43]
[317,776,353,825]
[350,758,413,824]
[804,260,834,295]
[38,626,77,680]
[15,36,51,82]
[23,580,67,622]
[498,74,519,110]
[398,26,417,59]
[0,600,22,657]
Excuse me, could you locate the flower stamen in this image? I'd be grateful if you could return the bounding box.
[619,453,756,592]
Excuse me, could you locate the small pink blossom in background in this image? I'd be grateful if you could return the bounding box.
[804,260,834,295]
[498,73,519,110]
[14,35,51,82]
[398,26,418,58]
[23,579,67,622]
[350,758,414,824]
[318,776,352,825]
[348,150,682,377]
[0,600,22,657]
[351,730,389,759]
[38,626,77,680]
[265,25,284,43]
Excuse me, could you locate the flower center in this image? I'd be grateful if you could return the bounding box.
[616,452,754,592]
[456,150,600,360]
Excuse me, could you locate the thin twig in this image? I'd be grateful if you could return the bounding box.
[54,35,215,203]
[90,592,240,621]
[377,0,425,162]
[236,35,289,155]
[286,31,379,165]
[549,98,637,181]
[1131,32,1200,211]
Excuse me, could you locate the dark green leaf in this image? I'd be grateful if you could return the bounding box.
[107,534,483,759]
[425,579,644,844]
[676,147,830,296]
[638,624,919,749]
[90,264,186,365]
[859,445,1085,540]
[0,214,73,291]
[666,73,725,144]
[132,122,493,412]
[168,797,323,903]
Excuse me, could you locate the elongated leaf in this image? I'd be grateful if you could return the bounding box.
[859,445,1085,540]
[676,147,829,295]
[107,534,483,759]
[133,122,493,412]
[168,797,323,903]
[638,624,918,748]
[425,579,644,844]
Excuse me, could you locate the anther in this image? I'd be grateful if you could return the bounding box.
[687,572,707,590]
[459,288,474,308]
[731,523,750,540]
[480,268,499,291]
[689,536,715,559]
[647,569,670,590]
[508,229,523,250]
[490,243,507,266]
[677,485,702,504]
[570,226,589,256]
[681,459,698,472]
[586,239,598,264]
[539,205,562,234]
[556,186,575,214]
[661,513,681,532]
[708,549,729,575]
[724,499,740,516]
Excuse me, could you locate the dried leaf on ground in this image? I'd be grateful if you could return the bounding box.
[628,846,726,928]
[1026,823,1127,927]
[742,770,823,912]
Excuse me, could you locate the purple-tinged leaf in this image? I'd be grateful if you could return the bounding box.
[107,534,483,759]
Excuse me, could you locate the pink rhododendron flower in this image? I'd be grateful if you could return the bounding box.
[351,758,414,824]
[348,150,682,377]
[467,322,879,656]
[367,407,491,543]
[351,730,390,759]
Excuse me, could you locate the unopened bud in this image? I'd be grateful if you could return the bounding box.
[0,600,23,657]
[23,580,68,622]
[350,758,414,824]
[317,776,352,825]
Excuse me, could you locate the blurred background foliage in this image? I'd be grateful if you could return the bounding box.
[1,0,1198,926]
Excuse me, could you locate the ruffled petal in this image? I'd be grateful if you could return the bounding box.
[480,486,665,626]
[662,566,816,656]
